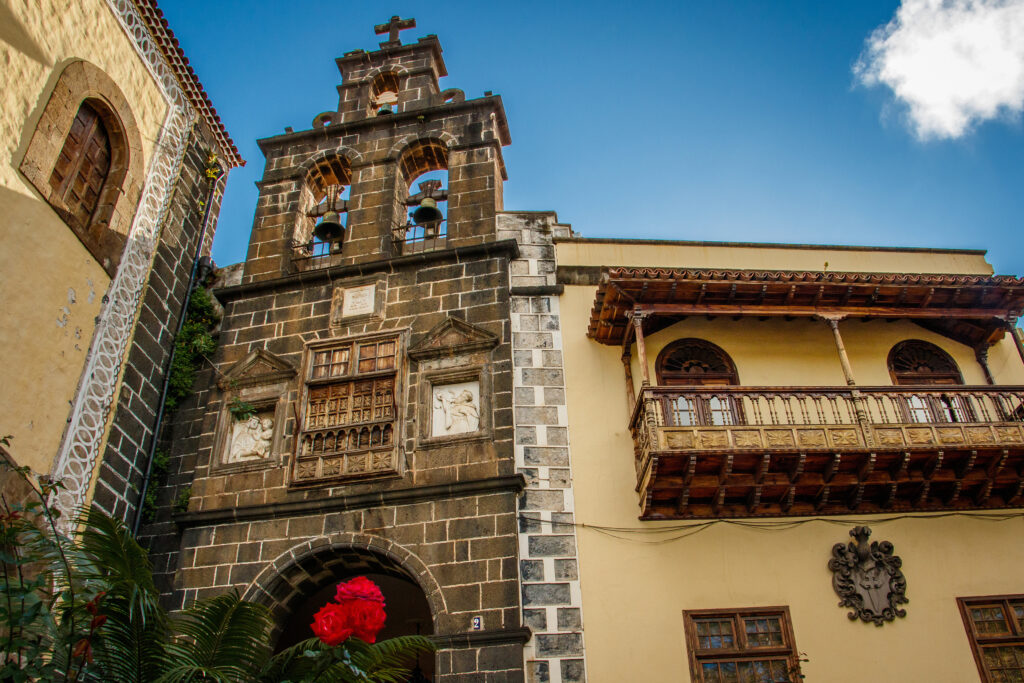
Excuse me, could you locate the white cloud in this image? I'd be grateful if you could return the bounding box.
[855,0,1024,139]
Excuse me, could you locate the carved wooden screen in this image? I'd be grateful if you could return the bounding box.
[49,102,112,234]
[299,336,397,471]
[683,607,801,683]
[657,339,742,426]
[958,595,1024,683]
[888,340,970,423]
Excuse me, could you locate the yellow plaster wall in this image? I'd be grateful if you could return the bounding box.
[560,283,1024,682]
[0,0,168,475]
[555,239,996,275]
[631,317,1024,393]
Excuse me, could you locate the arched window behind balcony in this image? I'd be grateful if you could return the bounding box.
[888,340,963,385]
[657,338,739,386]
[888,340,967,423]
[656,339,739,426]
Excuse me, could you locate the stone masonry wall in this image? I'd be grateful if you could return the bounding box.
[140,245,526,681]
[498,212,588,683]
[92,126,225,522]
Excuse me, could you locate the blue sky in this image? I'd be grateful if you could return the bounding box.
[160,1,1024,275]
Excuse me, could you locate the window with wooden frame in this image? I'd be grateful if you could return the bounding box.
[958,595,1024,682]
[657,339,743,426]
[19,61,144,276]
[888,340,972,424]
[683,607,801,683]
[294,334,401,483]
[49,101,112,237]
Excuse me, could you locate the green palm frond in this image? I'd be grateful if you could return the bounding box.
[74,507,167,682]
[259,634,434,683]
[348,635,435,683]
[158,590,274,682]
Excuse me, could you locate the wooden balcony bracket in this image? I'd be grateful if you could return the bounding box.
[923,451,944,480]
[890,451,911,481]
[815,486,831,511]
[955,450,978,480]
[882,482,899,508]
[824,453,841,483]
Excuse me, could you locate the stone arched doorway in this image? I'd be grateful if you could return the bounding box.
[245,536,442,679]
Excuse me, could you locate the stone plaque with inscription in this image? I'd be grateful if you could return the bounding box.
[342,284,376,317]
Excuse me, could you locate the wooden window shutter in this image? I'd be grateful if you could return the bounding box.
[49,102,112,232]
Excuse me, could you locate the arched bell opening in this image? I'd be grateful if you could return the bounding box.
[295,153,353,262]
[394,139,448,253]
[369,71,402,116]
[251,544,437,680]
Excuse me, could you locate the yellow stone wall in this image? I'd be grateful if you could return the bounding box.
[0,0,168,475]
[558,239,1024,682]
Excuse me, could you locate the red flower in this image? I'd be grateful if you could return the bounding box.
[311,577,388,646]
[311,602,354,646]
[334,576,385,604]
[341,598,387,644]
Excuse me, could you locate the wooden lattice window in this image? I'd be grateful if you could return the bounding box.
[684,607,801,683]
[49,102,112,235]
[299,335,398,469]
[958,595,1024,682]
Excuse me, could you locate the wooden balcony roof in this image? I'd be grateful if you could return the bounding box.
[588,267,1024,348]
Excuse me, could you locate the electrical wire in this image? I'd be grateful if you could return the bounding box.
[517,509,1024,545]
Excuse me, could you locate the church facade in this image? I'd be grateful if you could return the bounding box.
[147,16,1024,683]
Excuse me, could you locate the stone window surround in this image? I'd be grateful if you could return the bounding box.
[417,364,493,448]
[18,59,145,276]
[210,389,289,475]
[292,329,409,485]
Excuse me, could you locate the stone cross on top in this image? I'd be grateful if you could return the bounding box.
[375,15,416,46]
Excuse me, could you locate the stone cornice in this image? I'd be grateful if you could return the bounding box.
[173,474,526,527]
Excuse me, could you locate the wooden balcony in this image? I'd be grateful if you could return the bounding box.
[630,386,1024,519]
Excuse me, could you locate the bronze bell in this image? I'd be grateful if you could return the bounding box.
[313,211,345,243]
[411,197,444,225]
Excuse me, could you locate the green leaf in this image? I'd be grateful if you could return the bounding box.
[158,590,273,683]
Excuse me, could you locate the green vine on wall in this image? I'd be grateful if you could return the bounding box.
[140,449,170,524]
[228,397,258,421]
[165,286,219,413]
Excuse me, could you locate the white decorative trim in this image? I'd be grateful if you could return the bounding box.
[50,0,197,529]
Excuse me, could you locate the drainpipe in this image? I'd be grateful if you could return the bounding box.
[131,164,224,536]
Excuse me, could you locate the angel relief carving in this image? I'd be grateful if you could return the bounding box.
[227,415,274,463]
[828,526,908,626]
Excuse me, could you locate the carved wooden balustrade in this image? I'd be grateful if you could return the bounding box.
[629,386,1024,519]
[293,422,398,483]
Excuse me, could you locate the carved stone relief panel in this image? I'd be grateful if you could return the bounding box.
[211,349,296,474]
[410,316,498,448]
[226,411,275,464]
[432,380,481,437]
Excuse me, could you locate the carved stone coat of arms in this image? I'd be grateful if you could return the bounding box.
[828,526,908,626]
